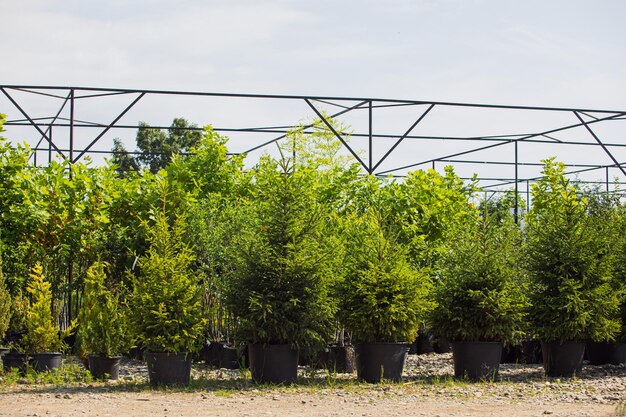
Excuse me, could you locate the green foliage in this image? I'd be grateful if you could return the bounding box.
[23,264,63,354]
[0,242,11,342]
[77,262,131,357]
[0,128,37,292]
[110,118,204,175]
[582,187,626,342]
[431,207,527,344]
[337,210,432,343]
[7,291,28,337]
[341,168,474,272]
[110,138,140,178]
[479,191,525,224]
[525,159,620,342]
[130,211,206,353]
[392,167,476,270]
[614,228,626,342]
[135,118,204,173]
[165,126,244,197]
[0,142,117,324]
[224,155,335,350]
[185,196,247,342]
[282,115,356,172]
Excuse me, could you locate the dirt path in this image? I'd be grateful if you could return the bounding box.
[1,352,625,417]
[0,389,618,417]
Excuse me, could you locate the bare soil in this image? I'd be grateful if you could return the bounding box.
[0,353,624,417]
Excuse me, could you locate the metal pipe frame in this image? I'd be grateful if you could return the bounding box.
[1,85,625,193]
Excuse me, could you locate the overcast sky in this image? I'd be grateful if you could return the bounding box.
[1,0,625,185]
[2,0,624,107]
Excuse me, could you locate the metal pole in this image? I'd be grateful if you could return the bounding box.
[514,141,519,224]
[48,126,52,164]
[368,100,372,174]
[526,180,530,213]
[606,166,610,194]
[67,89,74,326]
[69,89,74,164]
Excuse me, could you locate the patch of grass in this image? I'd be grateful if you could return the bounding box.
[0,361,93,387]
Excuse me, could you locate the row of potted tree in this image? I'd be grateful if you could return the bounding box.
[1,113,625,385]
[6,157,623,385]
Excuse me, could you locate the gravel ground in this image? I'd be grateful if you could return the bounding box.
[0,352,624,417]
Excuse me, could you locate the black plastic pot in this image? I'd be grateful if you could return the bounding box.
[585,341,626,365]
[202,342,220,367]
[128,347,144,361]
[88,355,122,380]
[248,343,298,384]
[31,352,62,372]
[519,340,542,364]
[416,328,435,355]
[355,342,409,383]
[298,348,314,367]
[317,345,355,373]
[541,340,585,378]
[203,342,239,369]
[499,340,542,364]
[434,337,452,354]
[2,352,29,373]
[452,341,502,381]
[219,345,239,369]
[145,351,192,386]
[500,345,517,364]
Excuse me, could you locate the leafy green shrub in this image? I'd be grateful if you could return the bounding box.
[337,210,432,343]
[130,212,206,353]
[7,291,28,350]
[77,261,131,357]
[23,264,63,354]
[525,159,620,342]
[224,156,335,351]
[393,167,477,268]
[431,208,527,343]
[0,242,11,343]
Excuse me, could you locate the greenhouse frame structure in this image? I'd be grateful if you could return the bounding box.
[2,84,626,223]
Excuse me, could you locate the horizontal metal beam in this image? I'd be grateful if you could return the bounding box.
[2,84,626,114]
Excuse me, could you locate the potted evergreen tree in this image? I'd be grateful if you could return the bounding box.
[22,264,64,372]
[582,190,626,365]
[130,211,206,386]
[77,261,131,380]
[431,207,527,381]
[224,155,335,384]
[525,159,620,377]
[337,210,432,383]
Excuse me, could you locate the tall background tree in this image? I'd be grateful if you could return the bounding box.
[111,118,203,175]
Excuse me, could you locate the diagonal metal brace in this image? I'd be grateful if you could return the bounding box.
[372,103,435,172]
[1,87,66,159]
[29,91,72,163]
[72,92,145,163]
[305,98,369,172]
[573,111,626,177]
